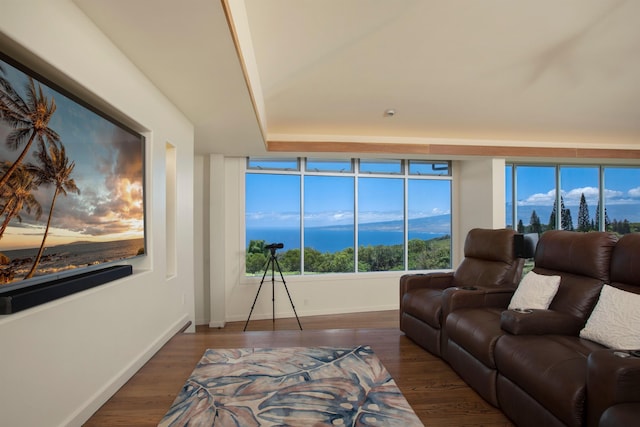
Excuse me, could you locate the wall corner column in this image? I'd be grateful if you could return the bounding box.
[209,154,226,327]
[457,158,507,264]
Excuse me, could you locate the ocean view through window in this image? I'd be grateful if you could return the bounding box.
[245,158,452,275]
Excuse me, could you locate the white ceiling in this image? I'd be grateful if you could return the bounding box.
[74,0,640,159]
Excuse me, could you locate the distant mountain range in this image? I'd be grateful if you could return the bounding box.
[312,214,452,234]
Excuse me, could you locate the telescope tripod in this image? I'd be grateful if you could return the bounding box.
[244,246,302,331]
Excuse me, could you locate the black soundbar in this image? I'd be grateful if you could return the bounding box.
[0,264,132,314]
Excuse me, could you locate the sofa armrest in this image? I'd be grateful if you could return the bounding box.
[400,272,455,294]
[441,286,515,314]
[399,272,455,316]
[400,273,454,305]
[586,349,640,427]
[500,309,584,335]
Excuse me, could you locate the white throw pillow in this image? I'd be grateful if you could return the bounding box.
[508,271,561,310]
[580,285,640,349]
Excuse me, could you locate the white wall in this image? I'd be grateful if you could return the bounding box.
[458,158,507,239]
[195,156,504,325]
[0,2,195,426]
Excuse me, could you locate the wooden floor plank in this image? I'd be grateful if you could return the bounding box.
[83,310,513,426]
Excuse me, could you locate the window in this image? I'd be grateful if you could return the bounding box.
[358,177,404,271]
[246,158,452,275]
[507,164,640,235]
[408,179,451,270]
[247,157,299,171]
[559,166,598,231]
[245,173,300,274]
[603,167,640,234]
[409,160,450,176]
[305,158,353,173]
[505,165,513,229]
[359,159,402,174]
[513,165,557,232]
[304,175,354,273]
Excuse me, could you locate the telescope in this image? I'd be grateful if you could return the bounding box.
[265,243,284,250]
[244,241,301,331]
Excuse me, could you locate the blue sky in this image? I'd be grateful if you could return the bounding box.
[246,172,451,229]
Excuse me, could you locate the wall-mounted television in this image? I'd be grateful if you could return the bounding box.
[0,51,146,306]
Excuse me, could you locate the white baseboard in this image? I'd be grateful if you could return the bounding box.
[225,304,398,323]
[62,313,190,427]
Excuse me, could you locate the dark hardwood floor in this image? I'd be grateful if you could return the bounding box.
[83,311,513,426]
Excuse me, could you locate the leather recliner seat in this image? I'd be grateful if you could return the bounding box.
[400,228,525,357]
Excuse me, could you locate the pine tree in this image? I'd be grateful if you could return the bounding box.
[577,193,590,231]
[548,200,557,230]
[549,196,572,230]
[611,219,619,233]
[560,197,573,230]
[530,210,542,234]
[517,219,525,233]
[562,207,574,231]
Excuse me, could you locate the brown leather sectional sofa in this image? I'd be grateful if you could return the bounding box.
[400,229,640,427]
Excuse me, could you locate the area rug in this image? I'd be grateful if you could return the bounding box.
[158,345,423,426]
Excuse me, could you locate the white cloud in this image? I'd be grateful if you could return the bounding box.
[601,188,636,205]
[431,207,450,215]
[358,211,403,224]
[517,186,636,207]
[629,187,640,198]
[331,211,354,221]
[304,210,354,227]
[408,208,451,218]
[562,186,599,205]
[246,211,300,225]
[605,188,625,198]
[518,189,556,206]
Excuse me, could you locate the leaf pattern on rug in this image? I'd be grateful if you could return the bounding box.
[158,345,423,427]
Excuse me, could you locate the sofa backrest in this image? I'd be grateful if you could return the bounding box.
[609,232,640,294]
[453,228,524,289]
[533,230,618,320]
